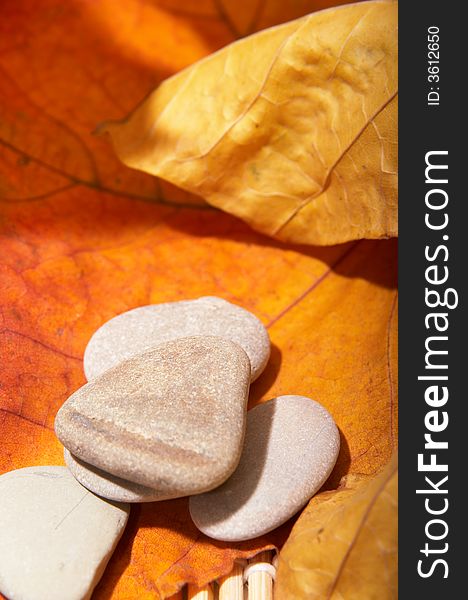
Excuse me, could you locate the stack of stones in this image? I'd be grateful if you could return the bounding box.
[0,297,340,600]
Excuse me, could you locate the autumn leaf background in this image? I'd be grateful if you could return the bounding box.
[0,1,397,598]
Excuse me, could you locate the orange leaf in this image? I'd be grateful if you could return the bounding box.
[0,1,396,598]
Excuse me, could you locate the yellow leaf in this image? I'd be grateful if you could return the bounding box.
[276,455,398,599]
[103,0,398,245]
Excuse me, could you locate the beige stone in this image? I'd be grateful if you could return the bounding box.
[189,395,340,541]
[83,296,270,382]
[0,466,129,600]
[64,449,167,503]
[56,336,251,495]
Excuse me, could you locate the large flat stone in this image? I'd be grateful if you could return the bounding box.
[0,466,129,600]
[83,296,270,382]
[56,336,251,495]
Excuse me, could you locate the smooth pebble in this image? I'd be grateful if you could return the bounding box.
[56,336,251,496]
[83,296,270,382]
[0,466,129,600]
[189,395,340,541]
[64,449,167,503]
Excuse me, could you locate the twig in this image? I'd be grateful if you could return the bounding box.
[187,583,215,600]
[218,562,244,600]
[245,551,275,600]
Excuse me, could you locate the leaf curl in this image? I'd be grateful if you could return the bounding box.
[104,1,398,245]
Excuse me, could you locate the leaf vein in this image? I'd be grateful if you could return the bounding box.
[326,461,397,599]
[273,91,398,236]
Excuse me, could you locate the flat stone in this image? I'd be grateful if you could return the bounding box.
[0,466,129,600]
[56,336,251,495]
[83,296,270,382]
[189,395,340,541]
[64,449,167,503]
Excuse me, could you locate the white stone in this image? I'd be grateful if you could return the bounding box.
[189,395,340,541]
[83,296,270,382]
[0,466,129,600]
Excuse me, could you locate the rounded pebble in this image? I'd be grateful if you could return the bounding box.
[189,395,340,541]
[83,296,270,382]
[56,336,251,495]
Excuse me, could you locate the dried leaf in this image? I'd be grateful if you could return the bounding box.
[103,1,398,245]
[0,1,397,598]
[276,456,398,599]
